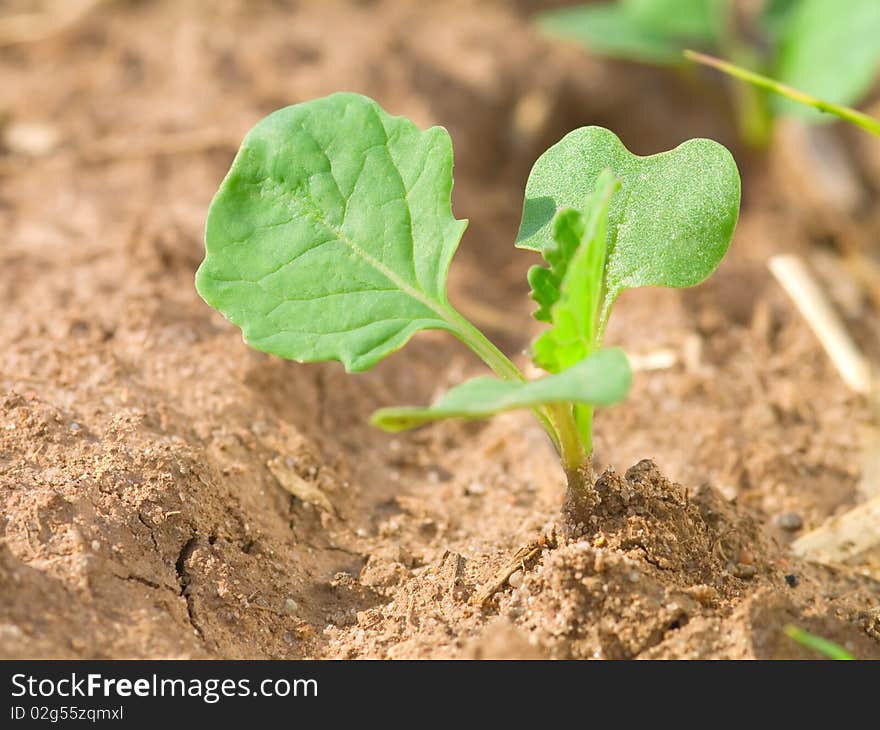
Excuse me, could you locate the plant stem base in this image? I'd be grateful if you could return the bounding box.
[563,462,595,533]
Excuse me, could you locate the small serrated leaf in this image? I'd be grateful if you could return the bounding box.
[371,348,631,432]
[531,170,619,374]
[196,92,467,373]
[526,208,585,325]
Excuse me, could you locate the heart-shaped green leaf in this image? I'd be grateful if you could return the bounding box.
[196,92,467,373]
[371,348,631,432]
[516,126,740,329]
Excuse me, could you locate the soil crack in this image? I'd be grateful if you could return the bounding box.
[137,512,161,554]
[113,572,178,594]
[631,543,668,571]
[174,535,203,640]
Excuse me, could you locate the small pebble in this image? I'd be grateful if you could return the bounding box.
[775,512,803,532]
[687,584,719,606]
[784,574,799,588]
[4,121,60,157]
[508,570,523,589]
[283,598,299,614]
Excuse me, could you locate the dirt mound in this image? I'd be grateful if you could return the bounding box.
[323,461,880,659]
[508,462,879,660]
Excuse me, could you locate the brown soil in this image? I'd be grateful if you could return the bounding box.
[2,0,879,660]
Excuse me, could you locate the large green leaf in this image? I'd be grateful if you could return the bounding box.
[371,348,631,432]
[196,92,467,373]
[773,0,880,121]
[516,126,740,329]
[530,170,619,373]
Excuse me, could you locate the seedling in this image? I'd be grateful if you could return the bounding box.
[196,93,739,517]
[537,0,880,146]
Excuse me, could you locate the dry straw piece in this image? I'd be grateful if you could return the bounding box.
[768,254,872,395]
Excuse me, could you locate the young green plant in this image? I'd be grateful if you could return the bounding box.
[195,93,740,516]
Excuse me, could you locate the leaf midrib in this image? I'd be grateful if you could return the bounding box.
[273,174,460,332]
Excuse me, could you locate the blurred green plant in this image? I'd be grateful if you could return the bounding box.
[684,50,880,137]
[537,0,880,146]
[784,624,855,660]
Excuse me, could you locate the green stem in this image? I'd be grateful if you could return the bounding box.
[684,50,880,138]
[444,306,527,382]
[732,79,773,148]
[443,306,563,452]
[556,404,592,525]
[575,404,593,456]
[549,403,585,477]
[715,22,773,149]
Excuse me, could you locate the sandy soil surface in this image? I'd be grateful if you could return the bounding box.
[1,0,879,659]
